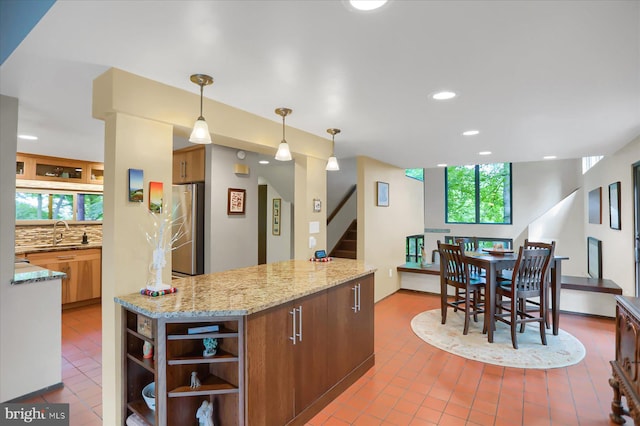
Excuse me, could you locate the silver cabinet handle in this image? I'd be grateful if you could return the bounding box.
[181,161,186,178]
[297,306,303,342]
[290,308,297,345]
[356,283,361,312]
[352,286,358,312]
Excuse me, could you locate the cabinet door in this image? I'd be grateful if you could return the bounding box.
[246,303,295,425]
[76,250,101,300]
[27,252,76,304]
[327,274,375,386]
[294,291,328,414]
[173,147,205,183]
[172,151,187,183]
[352,275,375,366]
[327,281,358,385]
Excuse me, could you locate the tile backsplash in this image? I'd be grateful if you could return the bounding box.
[15,224,103,247]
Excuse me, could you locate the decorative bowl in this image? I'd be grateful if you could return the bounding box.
[141,382,155,411]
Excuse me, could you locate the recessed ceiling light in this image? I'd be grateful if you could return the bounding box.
[479,151,492,156]
[349,0,388,11]
[18,134,38,140]
[259,160,270,165]
[437,163,447,167]
[543,155,557,160]
[432,91,456,100]
[462,130,480,136]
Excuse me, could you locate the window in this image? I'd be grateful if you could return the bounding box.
[16,190,103,222]
[445,163,512,224]
[582,155,604,174]
[405,168,424,181]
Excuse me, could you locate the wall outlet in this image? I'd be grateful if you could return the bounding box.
[388,268,392,278]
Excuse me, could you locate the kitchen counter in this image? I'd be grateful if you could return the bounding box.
[115,258,375,318]
[15,242,102,256]
[12,262,66,285]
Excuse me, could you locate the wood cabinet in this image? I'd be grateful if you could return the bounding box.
[245,273,374,426]
[327,274,374,385]
[26,248,101,307]
[610,296,640,424]
[16,152,104,186]
[173,146,205,183]
[122,310,244,425]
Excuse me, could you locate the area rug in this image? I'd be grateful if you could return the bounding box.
[410,309,585,369]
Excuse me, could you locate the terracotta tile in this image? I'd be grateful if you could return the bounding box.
[384,409,413,425]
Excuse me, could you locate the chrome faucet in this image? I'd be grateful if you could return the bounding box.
[52,220,70,246]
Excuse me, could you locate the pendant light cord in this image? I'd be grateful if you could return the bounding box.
[198,83,204,120]
[282,115,286,142]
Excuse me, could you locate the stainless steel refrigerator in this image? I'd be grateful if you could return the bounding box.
[172,182,205,276]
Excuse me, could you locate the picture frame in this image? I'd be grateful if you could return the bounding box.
[272,198,281,235]
[588,187,601,224]
[609,181,621,230]
[376,181,389,207]
[313,198,321,213]
[149,181,163,213]
[587,236,602,279]
[128,168,143,202]
[227,188,246,215]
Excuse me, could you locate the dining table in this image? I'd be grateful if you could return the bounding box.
[460,250,569,343]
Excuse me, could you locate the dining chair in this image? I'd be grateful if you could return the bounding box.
[494,245,554,349]
[522,240,556,329]
[451,237,482,311]
[438,240,486,335]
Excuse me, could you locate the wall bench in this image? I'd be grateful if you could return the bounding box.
[397,264,623,299]
[561,275,622,295]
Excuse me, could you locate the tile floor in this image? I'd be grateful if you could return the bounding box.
[21,290,617,425]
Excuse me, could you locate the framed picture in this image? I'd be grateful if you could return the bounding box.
[227,188,246,215]
[609,181,621,230]
[376,181,389,207]
[588,187,601,224]
[149,181,163,213]
[128,168,144,202]
[313,198,321,213]
[587,236,602,279]
[272,198,281,235]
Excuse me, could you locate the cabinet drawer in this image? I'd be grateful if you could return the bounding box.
[27,248,101,263]
[617,303,640,394]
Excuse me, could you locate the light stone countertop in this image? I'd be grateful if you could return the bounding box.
[12,262,66,285]
[114,259,375,318]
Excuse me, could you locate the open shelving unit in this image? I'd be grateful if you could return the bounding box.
[122,309,244,425]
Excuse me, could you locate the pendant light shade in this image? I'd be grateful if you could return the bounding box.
[274,108,293,161]
[325,128,341,171]
[189,74,214,144]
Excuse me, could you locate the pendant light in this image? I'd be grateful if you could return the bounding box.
[274,108,293,161]
[189,74,214,144]
[326,128,340,171]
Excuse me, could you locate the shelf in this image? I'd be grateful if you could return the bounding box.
[127,353,155,373]
[127,328,154,344]
[167,330,238,340]
[127,399,155,425]
[167,348,238,365]
[167,374,239,397]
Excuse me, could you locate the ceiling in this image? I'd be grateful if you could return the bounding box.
[1,0,639,168]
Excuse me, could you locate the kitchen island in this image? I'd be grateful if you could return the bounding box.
[115,258,375,426]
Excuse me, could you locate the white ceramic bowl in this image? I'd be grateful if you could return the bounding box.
[141,382,155,411]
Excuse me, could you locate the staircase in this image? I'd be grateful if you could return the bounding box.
[330,220,357,259]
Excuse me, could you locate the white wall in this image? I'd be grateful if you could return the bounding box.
[423,159,582,259]
[206,144,259,272]
[583,136,639,296]
[358,156,424,301]
[266,183,292,263]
